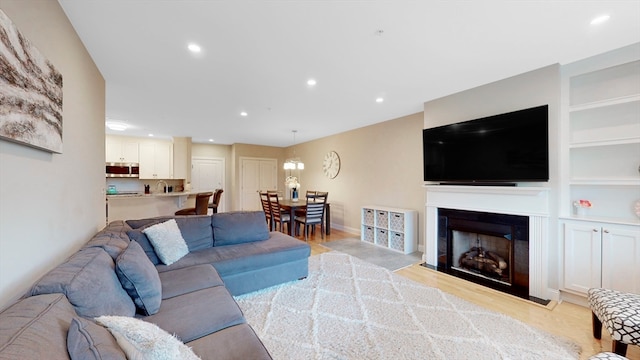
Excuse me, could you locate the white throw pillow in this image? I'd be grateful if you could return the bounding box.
[142,219,188,265]
[95,316,201,360]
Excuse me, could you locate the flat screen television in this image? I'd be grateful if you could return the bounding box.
[423,104,549,184]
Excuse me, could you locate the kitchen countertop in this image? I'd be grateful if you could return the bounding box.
[106,192,191,198]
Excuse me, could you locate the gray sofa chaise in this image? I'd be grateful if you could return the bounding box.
[0,211,310,359]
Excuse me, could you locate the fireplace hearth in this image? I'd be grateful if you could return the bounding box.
[436,208,532,300]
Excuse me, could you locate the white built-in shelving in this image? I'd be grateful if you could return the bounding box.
[559,44,640,302]
[561,50,640,225]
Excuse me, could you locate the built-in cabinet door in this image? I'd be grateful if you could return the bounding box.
[106,137,139,163]
[240,158,277,211]
[563,222,602,294]
[602,225,640,294]
[139,142,173,179]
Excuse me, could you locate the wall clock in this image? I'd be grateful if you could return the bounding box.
[323,150,341,179]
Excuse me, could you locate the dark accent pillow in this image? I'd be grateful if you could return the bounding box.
[126,229,160,265]
[212,211,269,246]
[67,317,126,359]
[115,241,162,315]
[126,217,173,230]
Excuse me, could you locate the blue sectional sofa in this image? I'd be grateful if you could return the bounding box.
[0,211,310,359]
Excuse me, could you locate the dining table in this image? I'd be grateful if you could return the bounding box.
[278,199,331,237]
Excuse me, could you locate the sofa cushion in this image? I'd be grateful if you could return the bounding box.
[212,211,269,246]
[84,231,130,260]
[128,216,213,251]
[30,247,136,318]
[115,240,162,315]
[141,286,245,343]
[0,294,75,359]
[143,219,189,265]
[173,216,214,251]
[155,231,309,275]
[95,316,201,360]
[187,324,272,360]
[67,317,126,360]
[159,264,224,300]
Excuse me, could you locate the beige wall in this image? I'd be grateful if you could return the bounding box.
[289,113,425,245]
[0,0,106,309]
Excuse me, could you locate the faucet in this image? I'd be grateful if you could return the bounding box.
[156,180,168,193]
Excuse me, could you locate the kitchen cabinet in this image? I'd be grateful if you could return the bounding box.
[563,220,640,296]
[106,136,139,163]
[139,141,173,179]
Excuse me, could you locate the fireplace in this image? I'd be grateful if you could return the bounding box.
[423,185,551,302]
[437,208,531,300]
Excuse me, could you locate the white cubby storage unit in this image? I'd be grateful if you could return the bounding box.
[361,206,417,254]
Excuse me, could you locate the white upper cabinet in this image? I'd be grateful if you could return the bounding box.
[139,141,173,179]
[106,136,139,163]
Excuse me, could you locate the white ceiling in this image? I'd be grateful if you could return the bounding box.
[57,0,640,147]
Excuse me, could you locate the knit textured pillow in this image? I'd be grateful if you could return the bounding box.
[95,316,201,360]
[142,219,188,265]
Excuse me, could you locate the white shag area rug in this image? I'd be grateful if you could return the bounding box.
[235,252,580,360]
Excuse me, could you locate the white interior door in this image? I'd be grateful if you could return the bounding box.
[191,157,224,212]
[240,157,277,211]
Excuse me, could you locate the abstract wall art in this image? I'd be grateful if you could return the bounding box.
[0,9,63,153]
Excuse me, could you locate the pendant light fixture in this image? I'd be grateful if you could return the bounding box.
[284,130,304,170]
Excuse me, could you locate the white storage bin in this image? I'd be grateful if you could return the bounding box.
[363,226,374,243]
[375,210,389,228]
[389,212,404,232]
[363,208,375,226]
[375,228,388,247]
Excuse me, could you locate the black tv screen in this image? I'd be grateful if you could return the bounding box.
[423,105,549,183]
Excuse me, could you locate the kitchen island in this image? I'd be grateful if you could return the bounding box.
[106,192,193,222]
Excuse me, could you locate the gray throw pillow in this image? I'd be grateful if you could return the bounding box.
[67,317,126,360]
[212,211,269,246]
[127,229,161,265]
[115,240,162,315]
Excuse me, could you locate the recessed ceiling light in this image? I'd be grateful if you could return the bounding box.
[148,134,154,137]
[307,79,317,86]
[240,111,248,117]
[208,139,214,142]
[187,43,201,53]
[375,97,384,103]
[105,122,128,131]
[590,14,610,25]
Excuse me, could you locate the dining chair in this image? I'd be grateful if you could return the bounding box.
[175,192,213,215]
[295,190,318,217]
[295,192,328,241]
[208,189,224,214]
[267,191,290,234]
[259,191,273,231]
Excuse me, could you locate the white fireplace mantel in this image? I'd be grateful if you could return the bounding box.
[423,185,551,300]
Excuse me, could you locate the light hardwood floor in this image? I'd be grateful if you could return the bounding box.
[290,227,639,360]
